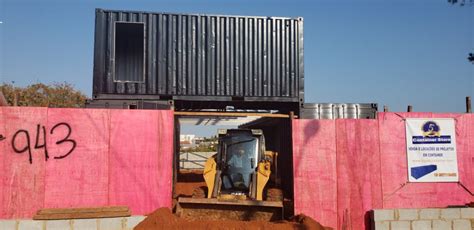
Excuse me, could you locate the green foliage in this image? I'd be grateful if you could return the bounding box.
[0,82,87,108]
[448,0,473,6]
[447,0,473,63]
[181,144,217,153]
[203,135,218,142]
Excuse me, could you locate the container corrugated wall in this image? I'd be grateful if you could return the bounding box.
[93,9,304,102]
[300,103,378,119]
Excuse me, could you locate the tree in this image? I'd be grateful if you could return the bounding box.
[448,0,473,63]
[0,82,88,108]
[448,0,473,6]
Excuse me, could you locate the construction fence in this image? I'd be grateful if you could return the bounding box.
[1,108,473,230]
[293,113,474,229]
[0,107,174,219]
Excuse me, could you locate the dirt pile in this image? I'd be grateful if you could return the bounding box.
[134,208,332,230]
[175,170,207,198]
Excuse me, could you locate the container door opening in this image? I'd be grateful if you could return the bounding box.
[172,114,294,220]
[114,22,145,82]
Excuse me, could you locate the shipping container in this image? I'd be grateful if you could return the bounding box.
[92,8,304,110]
[300,103,378,119]
[85,99,173,109]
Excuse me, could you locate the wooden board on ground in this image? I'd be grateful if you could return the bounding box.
[33,206,131,220]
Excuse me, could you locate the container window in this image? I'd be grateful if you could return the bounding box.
[114,22,145,82]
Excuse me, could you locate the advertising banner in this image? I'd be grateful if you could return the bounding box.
[405,118,458,182]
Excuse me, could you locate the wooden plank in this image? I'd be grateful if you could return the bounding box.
[34,206,130,220]
[466,96,471,113]
[33,211,131,220]
[175,111,291,118]
[37,206,129,215]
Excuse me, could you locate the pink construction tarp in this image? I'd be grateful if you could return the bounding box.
[0,107,174,219]
[293,112,474,230]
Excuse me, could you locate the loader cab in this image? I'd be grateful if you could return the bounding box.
[176,127,284,221]
[216,129,265,197]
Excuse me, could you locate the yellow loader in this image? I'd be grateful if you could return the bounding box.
[176,129,283,221]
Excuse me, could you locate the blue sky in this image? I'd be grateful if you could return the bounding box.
[0,0,472,117]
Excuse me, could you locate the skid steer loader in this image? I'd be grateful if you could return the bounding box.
[176,129,283,221]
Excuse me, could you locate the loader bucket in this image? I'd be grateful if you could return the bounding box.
[175,197,283,221]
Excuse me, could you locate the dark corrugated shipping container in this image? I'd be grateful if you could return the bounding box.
[92,9,304,107]
[300,103,378,119]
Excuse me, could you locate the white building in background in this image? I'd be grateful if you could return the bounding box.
[194,137,204,144]
[180,134,196,144]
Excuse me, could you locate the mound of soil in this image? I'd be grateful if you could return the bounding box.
[134,208,333,230]
[175,170,206,198]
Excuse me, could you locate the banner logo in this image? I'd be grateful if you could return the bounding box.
[412,121,451,144]
[422,121,440,137]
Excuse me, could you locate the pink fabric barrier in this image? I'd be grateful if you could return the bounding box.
[335,119,383,229]
[293,113,474,230]
[0,107,174,219]
[293,119,338,227]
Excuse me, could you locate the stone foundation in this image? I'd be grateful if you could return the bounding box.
[372,208,473,230]
[0,216,145,230]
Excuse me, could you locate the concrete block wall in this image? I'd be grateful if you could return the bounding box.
[0,216,146,230]
[373,208,474,230]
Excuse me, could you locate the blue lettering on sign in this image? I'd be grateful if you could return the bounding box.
[412,135,451,144]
